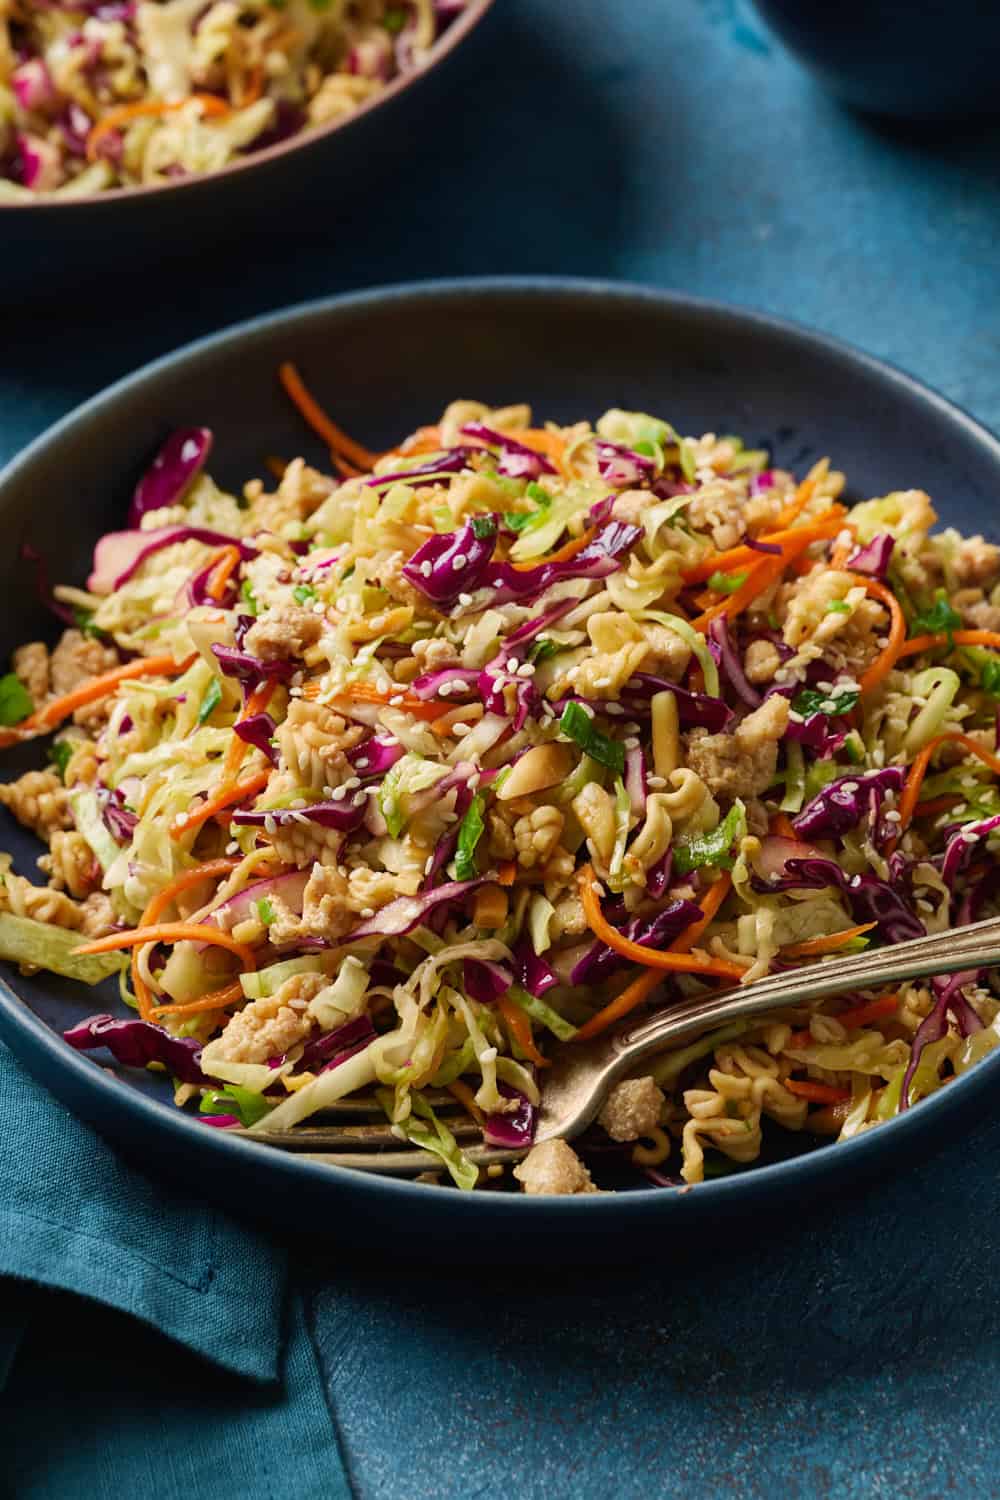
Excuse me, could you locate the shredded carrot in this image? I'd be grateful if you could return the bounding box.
[892,732,1000,849]
[781,922,877,958]
[207,545,241,602]
[670,872,733,954]
[223,681,277,779]
[771,476,817,530]
[496,861,517,887]
[577,867,742,979]
[264,455,288,481]
[151,981,245,1019]
[681,509,845,585]
[769,813,799,840]
[784,1079,853,1104]
[87,95,229,162]
[573,968,663,1044]
[856,578,907,695]
[277,362,379,470]
[428,706,479,739]
[896,628,1000,660]
[318,681,450,721]
[491,428,566,469]
[0,653,194,747]
[496,993,549,1068]
[513,528,594,571]
[393,425,443,457]
[787,1028,813,1050]
[447,1078,486,1125]
[131,857,243,1019]
[332,453,363,479]
[836,993,900,1030]
[169,770,270,842]
[74,922,257,970]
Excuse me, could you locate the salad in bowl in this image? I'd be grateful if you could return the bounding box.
[2,372,999,1194]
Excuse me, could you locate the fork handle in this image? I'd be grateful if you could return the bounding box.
[537,911,1000,1143]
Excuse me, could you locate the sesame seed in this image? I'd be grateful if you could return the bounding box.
[420,561,433,578]
[225,840,239,854]
[353,793,365,806]
[850,874,862,888]
[452,722,471,734]
[331,785,348,801]
[841,782,859,795]
[624,736,640,749]
[361,907,375,919]
[289,686,303,698]
[354,757,369,770]
[517,662,535,678]
[290,798,307,809]
[451,554,468,571]
[264,814,276,836]
[647,775,666,788]
[312,601,325,615]
[884,809,901,823]
[343,776,361,790]
[458,592,473,606]
[389,694,404,706]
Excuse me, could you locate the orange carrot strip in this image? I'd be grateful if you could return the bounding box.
[327,682,450,721]
[496,861,517,887]
[0,653,194,748]
[277,362,379,470]
[769,813,798,840]
[169,770,270,842]
[87,95,229,162]
[151,981,245,1018]
[392,425,443,458]
[132,856,243,1020]
[577,866,743,978]
[857,578,907,695]
[264,455,288,481]
[681,509,844,585]
[447,1078,486,1125]
[512,528,594,571]
[573,968,664,1044]
[836,993,900,1030]
[896,628,1000,660]
[223,681,277,779]
[74,923,257,970]
[781,922,877,958]
[913,794,962,818]
[669,872,733,955]
[207,545,241,602]
[771,477,817,530]
[892,731,1000,849]
[332,453,363,479]
[786,1029,813,1050]
[784,1079,852,1104]
[496,993,549,1068]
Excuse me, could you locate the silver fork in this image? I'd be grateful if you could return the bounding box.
[240,912,1000,1175]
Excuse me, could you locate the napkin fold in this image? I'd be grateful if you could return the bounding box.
[0,1044,286,1385]
[1,1044,353,1497]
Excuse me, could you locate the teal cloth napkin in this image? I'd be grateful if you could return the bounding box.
[0,1045,351,1498]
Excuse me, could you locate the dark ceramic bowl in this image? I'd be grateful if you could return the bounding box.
[0,0,495,300]
[750,0,1000,119]
[2,278,1000,1256]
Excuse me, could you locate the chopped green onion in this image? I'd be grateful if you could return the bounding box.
[673,800,746,875]
[469,514,498,541]
[292,583,317,605]
[240,580,258,615]
[707,569,748,595]
[913,589,962,641]
[792,686,860,718]
[256,897,276,926]
[454,794,485,882]
[197,679,222,725]
[825,600,851,615]
[382,4,406,31]
[49,740,74,781]
[0,673,32,727]
[200,1084,272,1127]
[559,702,624,774]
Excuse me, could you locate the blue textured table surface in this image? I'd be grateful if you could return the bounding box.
[4,1,1000,1495]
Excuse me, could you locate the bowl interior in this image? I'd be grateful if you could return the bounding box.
[3,278,1000,1249]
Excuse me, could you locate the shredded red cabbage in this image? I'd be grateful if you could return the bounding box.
[510,942,559,997]
[463,958,513,1004]
[846,533,895,581]
[297,1015,377,1073]
[129,429,213,528]
[401,516,499,608]
[624,744,647,817]
[233,713,278,766]
[211,644,296,685]
[708,617,760,708]
[363,448,476,486]
[752,855,925,943]
[99,787,138,844]
[233,798,367,834]
[346,735,405,777]
[792,767,906,841]
[90,525,256,595]
[460,423,558,478]
[619,672,734,732]
[595,440,654,487]
[483,1081,537,1148]
[65,1013,206,1084]
[569,899,702,986]
[410,667,480,700]
[900,973,984,1110]
[940,813,1000,887]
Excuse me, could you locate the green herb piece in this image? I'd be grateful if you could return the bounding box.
[49,740,74,781]
[454,794,485,882]
[197,679,222,725]
[673,800,746,875]
[559,702,624,774]
[633,440,656,458]
[0,674,32,727]
[72,606,108,641]
[382,4,406,31]
[240,579,258,615]
[981,658,1000,697]
[842,731,866,765]
[470,514,498,540]
[527,637,560,664]
[504,484,552,533]
[792,685,860,719]
[292,583,317,605]
[913,589,962,642]
[678,440,698,483]
[256,897,276,926]
[707,569,748,595]
[825,600,851,615]
[200,1085,272,1127]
